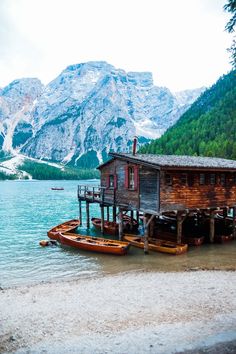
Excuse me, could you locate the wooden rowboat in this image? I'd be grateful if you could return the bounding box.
[215,233,234,243]
[51,187,64,190]
[91,215,139,235]
[47,219,80,241]
[59,232,130,255]
[124,235,188,255]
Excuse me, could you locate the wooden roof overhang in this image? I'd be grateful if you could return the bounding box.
[102,153,236,172]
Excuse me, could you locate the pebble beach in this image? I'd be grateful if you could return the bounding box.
[1,270,236,354]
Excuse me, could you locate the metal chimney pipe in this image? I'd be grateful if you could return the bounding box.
[132,136,138,156]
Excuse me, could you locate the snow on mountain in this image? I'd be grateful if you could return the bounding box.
[0,62,205,167]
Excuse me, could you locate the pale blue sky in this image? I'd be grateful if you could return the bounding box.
[0,0,233,91]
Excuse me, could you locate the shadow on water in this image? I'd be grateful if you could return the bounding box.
[0,180,235,287]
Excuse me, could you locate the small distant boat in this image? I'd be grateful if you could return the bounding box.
[124,235,188,255]
[51,187,64,190]
[91,215,139,235]
[47,219,80,241]
[59,232,130,255]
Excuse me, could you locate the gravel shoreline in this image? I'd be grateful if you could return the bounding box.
[1,270,236,353]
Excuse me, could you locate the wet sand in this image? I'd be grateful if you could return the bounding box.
[1,270,236,354]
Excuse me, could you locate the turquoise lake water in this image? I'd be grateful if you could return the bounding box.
[1,180,236,287]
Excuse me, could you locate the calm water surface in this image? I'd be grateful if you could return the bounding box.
[0,180,236,287]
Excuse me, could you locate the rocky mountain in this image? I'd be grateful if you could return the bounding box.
[139,70,236,159]
[0,61,205,168]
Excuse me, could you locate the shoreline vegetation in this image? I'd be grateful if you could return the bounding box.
[0,160,100,180]
[1,270,236,354]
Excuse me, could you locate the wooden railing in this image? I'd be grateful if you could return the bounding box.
[77,185,116,204]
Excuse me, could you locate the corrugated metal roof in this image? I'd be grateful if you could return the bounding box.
[109,153,236,170]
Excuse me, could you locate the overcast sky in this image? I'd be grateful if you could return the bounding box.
[0,0,233,91]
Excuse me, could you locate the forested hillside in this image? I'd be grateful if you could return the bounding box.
[139,70,236,159]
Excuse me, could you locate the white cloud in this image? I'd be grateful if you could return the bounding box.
[0,0,233,91]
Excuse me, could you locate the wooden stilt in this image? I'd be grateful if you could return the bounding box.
[79,199,82,226]
[143,214,155,254]
[149,215,155,238]
[86,201,90,229]
[233,206,236,240]
[130,210,134,231]
[209,210,215,243]
[113,206,116,223]
[118,208,123,241]
[177,212,183,244]
[136,210,139,225]
[143,214,149,254]
[107,206,110,221]
[101,205,105,235]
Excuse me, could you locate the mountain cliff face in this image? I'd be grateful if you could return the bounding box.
[139,70,236,159]
[0,62,204,167]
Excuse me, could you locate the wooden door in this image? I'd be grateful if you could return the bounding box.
[139,169,159,213]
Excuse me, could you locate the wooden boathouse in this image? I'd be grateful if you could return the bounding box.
[78,151,236,253]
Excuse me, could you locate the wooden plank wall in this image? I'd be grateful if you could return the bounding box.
[160,170,236,212]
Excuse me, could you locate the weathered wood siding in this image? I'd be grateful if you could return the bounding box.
[160,170,236,212]
[139,168,159,213]
[101,159,140,209]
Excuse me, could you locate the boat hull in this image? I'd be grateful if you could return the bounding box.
[47,219,81,241]
[91,216,139,235]
[124,235,188,255]
[59,232,130,255]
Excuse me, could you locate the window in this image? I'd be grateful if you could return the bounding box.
[106,174,117,189]
[125,165,138,190]
[128,167,135,189]
[188,174,194,187]
[210,173,216,185]
[180,174,187,185]
[109,175,114,188]
[199,173,205,185]
[220,173,226,186]
[165,173,172,186]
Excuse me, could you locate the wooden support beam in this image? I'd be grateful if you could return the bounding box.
[130,210,134,231]
[143,214,155,254]
[107,206,110,221]
[149,215,155,238]
[86,201,90,229]
[177,212,184,245]
[233,206,236,240]
[209,210,215,243]
[118,208,123,241]
[79,199,82,226]
[136,210,139,225]
[113,206,116,223]
[101,205,105,235]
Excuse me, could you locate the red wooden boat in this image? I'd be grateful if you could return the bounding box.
[47,219,80,241]
[91,215,139,235]
[59,232,130,255]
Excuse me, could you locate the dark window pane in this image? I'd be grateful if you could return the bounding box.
[210,173,216,185]
[181,174,187,185]
[165,173,172,186]
[199,173,205,185]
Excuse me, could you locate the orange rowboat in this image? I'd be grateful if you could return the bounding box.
[47,219,81,241]
[59,232,130,255]
[124,235,188,255]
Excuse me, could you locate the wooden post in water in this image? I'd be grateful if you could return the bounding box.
[136,210,139,225]
[233,206,236,240]
[149,215,155,238]
[118,208,123,241]
[177,212,183,244]
[209,210,215,243]
[101,205,105,235]
[107,206,110,221]
[130,210,134,231]
[113,206,116,222]
[79,199,82,226]
[86,201,90,229]
[143,214,149,254]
